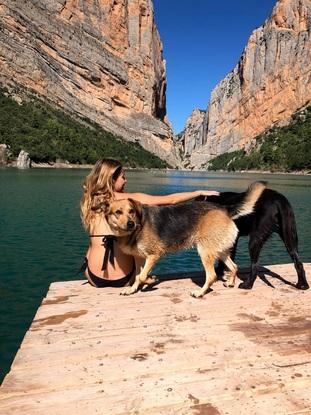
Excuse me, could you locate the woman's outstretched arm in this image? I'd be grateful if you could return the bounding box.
[115,189,219,205]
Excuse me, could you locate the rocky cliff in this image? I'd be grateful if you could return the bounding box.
[177,109,205,160]
[178,0,311,168]
[0,0,178,166]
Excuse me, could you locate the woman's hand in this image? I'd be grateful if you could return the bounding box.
[196,190,220,197]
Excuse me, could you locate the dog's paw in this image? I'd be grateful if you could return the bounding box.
[296,282,309,290]
[238,281,253,290]
[190,289,205,298]
[222,271,231,282]
[143,276,158,285]
[120,286,137,296]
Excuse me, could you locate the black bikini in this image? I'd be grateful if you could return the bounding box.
[81,257,135,287]
[80,234,135,288]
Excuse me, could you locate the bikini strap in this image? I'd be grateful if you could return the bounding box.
[101,235,117,271]
[89,234,117,271]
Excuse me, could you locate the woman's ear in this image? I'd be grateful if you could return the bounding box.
[128,198,143,222]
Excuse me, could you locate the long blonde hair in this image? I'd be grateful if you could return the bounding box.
[80,158,123,231]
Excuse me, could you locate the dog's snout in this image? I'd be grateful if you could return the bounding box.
[127,220,135,229]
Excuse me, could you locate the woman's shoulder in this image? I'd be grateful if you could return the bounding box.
[114,191,142,200]
[115,191,130,199]
[90,215,112,235]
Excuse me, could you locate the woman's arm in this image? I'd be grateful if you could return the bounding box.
[115,190,219,205]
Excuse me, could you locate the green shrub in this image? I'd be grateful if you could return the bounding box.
[206,107,311,172]
[0,88,169,168]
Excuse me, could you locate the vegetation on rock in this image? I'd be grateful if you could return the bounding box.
[206,106,311,172]
[0,88,169,168]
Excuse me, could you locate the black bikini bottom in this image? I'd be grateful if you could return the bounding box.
[83,258,135,288]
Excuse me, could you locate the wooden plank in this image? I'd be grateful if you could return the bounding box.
[0,263,310,414]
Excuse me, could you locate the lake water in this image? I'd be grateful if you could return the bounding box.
[0,168,310,382]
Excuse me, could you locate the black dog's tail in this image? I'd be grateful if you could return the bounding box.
[227,181,266,220]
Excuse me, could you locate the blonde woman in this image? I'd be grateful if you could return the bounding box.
[80,158,219,288]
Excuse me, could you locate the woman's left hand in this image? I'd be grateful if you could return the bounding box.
[197,190,220,197]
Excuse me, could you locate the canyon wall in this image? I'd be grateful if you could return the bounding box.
[178,0,311,168]
[0,0,179,166]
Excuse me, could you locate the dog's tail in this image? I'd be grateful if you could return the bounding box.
[228,181,266,220]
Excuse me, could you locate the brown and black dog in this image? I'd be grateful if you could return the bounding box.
[105,181,266,297]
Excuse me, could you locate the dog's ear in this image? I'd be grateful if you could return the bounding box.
[128,198,143,222]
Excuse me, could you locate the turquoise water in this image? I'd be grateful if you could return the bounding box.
[0,168,310,382]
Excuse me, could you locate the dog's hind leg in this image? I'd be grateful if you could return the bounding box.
[191,248,217,298]
[291,252,309,290]
[278,215,309,290]
[217,241,238,281]
[273,194,309,290]
[221,254,238,288]
[239,232,267,289]
[120,255,159,296]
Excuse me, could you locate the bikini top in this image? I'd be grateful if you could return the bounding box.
[90,234,117,271]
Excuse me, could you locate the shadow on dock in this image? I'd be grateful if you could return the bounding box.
[143,265,298,292]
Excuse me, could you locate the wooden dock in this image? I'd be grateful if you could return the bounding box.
[1,263,311,414]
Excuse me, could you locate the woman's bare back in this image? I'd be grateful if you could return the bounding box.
[87,215,134,279]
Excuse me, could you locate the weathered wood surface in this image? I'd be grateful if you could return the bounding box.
[1,263,311,415]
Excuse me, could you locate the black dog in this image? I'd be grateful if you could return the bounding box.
[197,188,309,290]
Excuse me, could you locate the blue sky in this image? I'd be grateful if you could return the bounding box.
[153,0,277,133]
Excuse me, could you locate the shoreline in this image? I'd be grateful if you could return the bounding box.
[26,162,311,175]
[31,161,94,169]
[2,161,311,175]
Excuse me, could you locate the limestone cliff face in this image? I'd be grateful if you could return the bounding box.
[0,0,178,166]
[178,109,205,158]
[178,0,311,168]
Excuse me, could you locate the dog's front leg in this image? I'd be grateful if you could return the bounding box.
[120,255,158,296]
[133,257,157,286]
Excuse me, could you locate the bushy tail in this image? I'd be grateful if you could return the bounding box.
[228,181,266,220]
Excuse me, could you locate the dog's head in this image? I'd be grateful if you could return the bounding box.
[105,198,143,236]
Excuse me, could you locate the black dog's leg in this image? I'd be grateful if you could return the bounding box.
[216,240,238,280]
[239,233,266,290]
[282,244,309,290]
[278,204,309,290]
[292,252,309,290]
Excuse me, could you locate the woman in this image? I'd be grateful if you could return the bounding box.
[80,158,219,288]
